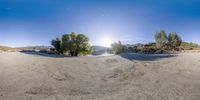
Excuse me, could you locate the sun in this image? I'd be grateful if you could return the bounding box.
[100,36,113,47]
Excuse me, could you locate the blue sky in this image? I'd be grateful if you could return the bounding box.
[0,0,200,47]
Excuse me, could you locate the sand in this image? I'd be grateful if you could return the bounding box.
[0,52,200,100]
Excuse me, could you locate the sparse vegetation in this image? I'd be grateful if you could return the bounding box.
[111,30,191,54]
[111,41,127,54]
[155,30,182,51]
[1,30,199,55]
[180,42,199,50]
[51,32,91,56]
[0,46,17,52]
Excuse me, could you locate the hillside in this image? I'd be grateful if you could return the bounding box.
[0,45,50,52]
[0,46,14,52]
[15,46,50,51]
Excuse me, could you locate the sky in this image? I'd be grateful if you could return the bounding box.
[0,0,200,47]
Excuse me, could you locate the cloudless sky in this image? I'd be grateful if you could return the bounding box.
[0,0,200,47]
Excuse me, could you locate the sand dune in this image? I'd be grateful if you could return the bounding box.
[0,52,200,100]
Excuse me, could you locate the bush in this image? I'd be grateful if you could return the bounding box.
[111,41,127,54]
[154,30,182,51]
[180,42,199,50]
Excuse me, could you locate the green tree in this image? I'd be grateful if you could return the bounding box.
[70,32,77,41]
[51,38,62,53]
[76,34,91,55]
[155,30,168,49]
[51,32,91,56]
[62,34,70,53]
[168,32,182,50]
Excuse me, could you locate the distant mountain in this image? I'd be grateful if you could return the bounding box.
[0,45,12,49]
[91,45,110,51]
[125,44,135,47]
[16,46,50,51]
[0,45,51,52]
[0,45,13,51]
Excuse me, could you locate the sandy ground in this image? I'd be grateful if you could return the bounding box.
[0,52,200,100]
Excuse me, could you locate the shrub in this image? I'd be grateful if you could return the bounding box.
[180,42,199,50]
[168,32,182,50]
[155,30,168,49]
[154,30,182,51]
[111,41,126,54]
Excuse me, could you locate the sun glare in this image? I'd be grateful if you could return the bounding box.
[100,37,113,47]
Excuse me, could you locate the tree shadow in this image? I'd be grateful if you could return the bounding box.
[120,53,177,61]
[20,51,64,58]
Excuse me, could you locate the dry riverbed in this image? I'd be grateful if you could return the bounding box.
[0,52,200,100]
